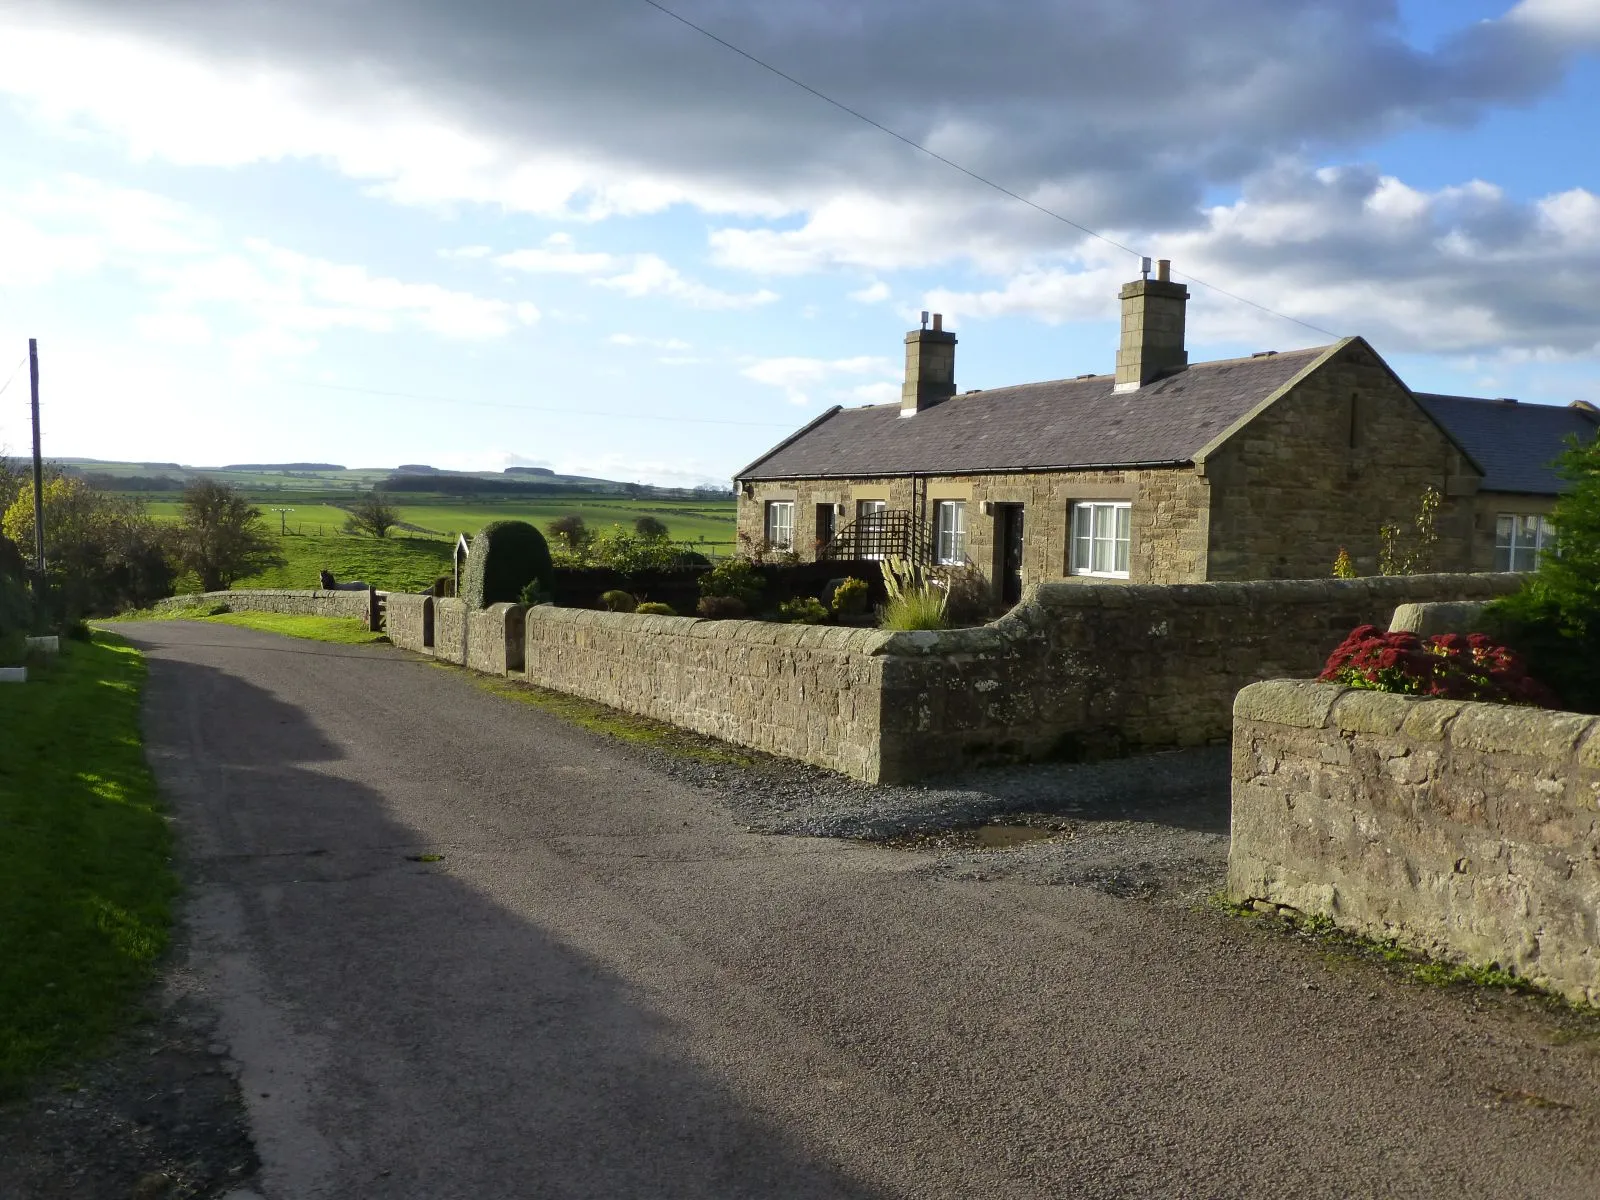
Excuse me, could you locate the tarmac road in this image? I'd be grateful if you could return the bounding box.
[124,619,1600,1200]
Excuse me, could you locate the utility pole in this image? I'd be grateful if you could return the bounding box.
[28,339,44,610]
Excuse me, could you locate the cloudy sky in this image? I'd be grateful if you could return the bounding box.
[1,0,1597,486]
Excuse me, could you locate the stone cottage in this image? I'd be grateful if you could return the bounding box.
[735,261,1596,601]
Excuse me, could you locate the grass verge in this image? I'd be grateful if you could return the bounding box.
[0,634,178,1101]
[459,668,753,766]
[200,612,387,645]
[106,608,386,646]
[1215,895,1600,1030]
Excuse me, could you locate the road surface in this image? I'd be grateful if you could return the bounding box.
[124,620,1600,1199]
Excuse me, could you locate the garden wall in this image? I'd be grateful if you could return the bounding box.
[515,572,1518,783]
[1229,679,1600,1005]
[867,572,1522,780]
[157,588,373,624]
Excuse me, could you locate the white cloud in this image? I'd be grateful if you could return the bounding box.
[0,175,539,345]
[924,162,1600,358]
[595,255,778,310]
[495,234,619,274]
[850,280,891,304]
[609,333,693,351]
[741,354,896,405]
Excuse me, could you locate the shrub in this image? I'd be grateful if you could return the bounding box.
[461,520,554,609]
[674,550,712,568]
[829,576,869,616]
[517,579,554,607]
[699,557,763,608]
[636,601,677,616]
[634,515,669,539]
[1332,547,1356,579]
[696,595,747,620]
[1378,485,1441,575]
[778,596,828,624]
[1318,625,1556,707]
[599,589,637,613]
[1483,429,1600,713]
[878,556,948,630]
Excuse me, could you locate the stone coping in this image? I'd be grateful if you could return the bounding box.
[1235,678,1600,766]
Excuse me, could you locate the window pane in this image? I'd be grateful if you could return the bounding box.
[1115,505,1130,541]
[1495,514,1514,548]
[1093,503,1113,542]
[1494,544,1512,572]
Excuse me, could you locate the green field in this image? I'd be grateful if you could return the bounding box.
[144,494,736,547]
[225,534,456,593]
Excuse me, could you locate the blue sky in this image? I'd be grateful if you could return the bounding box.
[1,0,1597,487]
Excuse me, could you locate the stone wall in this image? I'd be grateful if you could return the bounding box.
[1201,340,1477,581]
[524,608,895,781]
[433,598,469,664]
[513,572,1518,784]
[468,604,525,675]
[868,573,1523,780]
[156,589,373,624]
[1229,679,1600,1005]
[386,593,433,652]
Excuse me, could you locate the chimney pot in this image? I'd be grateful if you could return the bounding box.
[932,313,943,332]
[1157,259,1171,283]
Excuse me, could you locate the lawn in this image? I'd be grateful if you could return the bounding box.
[0,635,177,1099]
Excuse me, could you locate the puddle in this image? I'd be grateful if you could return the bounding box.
[877,813,1076,853]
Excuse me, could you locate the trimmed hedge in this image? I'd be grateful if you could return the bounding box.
[462,521,554,609]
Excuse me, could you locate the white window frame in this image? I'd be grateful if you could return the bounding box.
[856,499,888,560]
[1069,501,1131,578]
[1495,513,1554,573]
[764,500,795,552]
[934,500,967,565]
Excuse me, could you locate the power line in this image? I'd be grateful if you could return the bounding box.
[638,0,1341,342]
[288,379,799,429]
[0,354,26,400]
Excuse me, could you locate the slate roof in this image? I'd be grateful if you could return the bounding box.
[738,346,1331,480]
[1413,394,1598,495]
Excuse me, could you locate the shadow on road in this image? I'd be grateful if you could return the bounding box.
[129,632,887,1200]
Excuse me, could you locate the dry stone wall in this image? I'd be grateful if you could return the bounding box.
[156,589,372,623]
[1229,679,1600,1005]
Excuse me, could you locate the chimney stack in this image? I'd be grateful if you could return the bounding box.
[901,313,956,417]
[1114,258,1189,392]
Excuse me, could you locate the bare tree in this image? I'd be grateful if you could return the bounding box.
[346,489,401,539]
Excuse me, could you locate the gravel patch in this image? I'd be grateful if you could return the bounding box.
[649,739,1233,900]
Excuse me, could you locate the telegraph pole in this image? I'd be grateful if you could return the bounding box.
[28,339,45,609]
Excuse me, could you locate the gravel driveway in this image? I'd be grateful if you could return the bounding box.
[6,621,1599,1200]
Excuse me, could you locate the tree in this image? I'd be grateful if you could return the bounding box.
[172,478,285,592]
[546,514,591,553]
[634,515,669,540]
[345,489,400,538]
[1,474,174,618]
[1486,431,1600,712]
